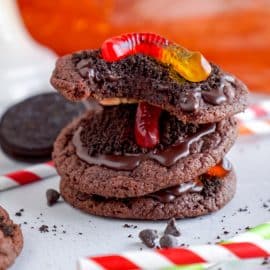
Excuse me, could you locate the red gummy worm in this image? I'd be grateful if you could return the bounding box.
[101,32,170,61]
[135,102,162,148]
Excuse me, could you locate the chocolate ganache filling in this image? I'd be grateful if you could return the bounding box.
[149,180,204,203]
[73,123,216,171]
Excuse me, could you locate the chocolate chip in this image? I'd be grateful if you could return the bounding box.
[261,257,270,265]
[139,229,158,248]
[179,92,200,112]
[46,189,60,206]
[15,212,22,217]
[159,235,178,248]
[39,225,49,233]
[164,218,181,237]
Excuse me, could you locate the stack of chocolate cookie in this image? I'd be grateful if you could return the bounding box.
[51,33,248,220]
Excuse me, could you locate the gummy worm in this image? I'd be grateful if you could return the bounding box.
[101,32,211,82]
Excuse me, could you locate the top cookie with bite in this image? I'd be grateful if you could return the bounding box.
[50,34,248,124]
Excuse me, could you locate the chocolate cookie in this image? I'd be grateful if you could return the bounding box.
[0,206,23,269]
[50,50,248,124]
[0,92,86,161]
[60,168,236,220]
[53,106,238,198]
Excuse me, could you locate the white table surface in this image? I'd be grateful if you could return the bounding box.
[1,95,270,270]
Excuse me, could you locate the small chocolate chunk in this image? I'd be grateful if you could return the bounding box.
[139,229,158,248]
[164,218,181,237]
[159,235,178,248]
[46,189,60,206]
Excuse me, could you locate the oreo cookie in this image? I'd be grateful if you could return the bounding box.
[0,92,86,161]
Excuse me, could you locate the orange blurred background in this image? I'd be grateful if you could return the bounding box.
[17,0,270,92]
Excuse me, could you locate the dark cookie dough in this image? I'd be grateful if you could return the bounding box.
[60,169,236,220]
[0,206,23,270]
[50,50,248,124]
[0,92,86,161]
[53,108,238,198]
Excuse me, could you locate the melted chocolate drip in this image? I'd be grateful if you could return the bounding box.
[149,180,203,203]
[179,90,201,112]
[73,123,216,171]
[201,76,235,105]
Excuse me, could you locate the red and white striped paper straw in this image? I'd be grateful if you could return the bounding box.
[78,242,270,270]
[0,161,56,191]
[236,100,270,136]
[238,118,270,136]
[78,222,270,270]
[237,101,270,122]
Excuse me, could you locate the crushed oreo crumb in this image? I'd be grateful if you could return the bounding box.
[123,224,138,229]
[80,105,199,156]
[238,206,248,212]
[39,225,49,233]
